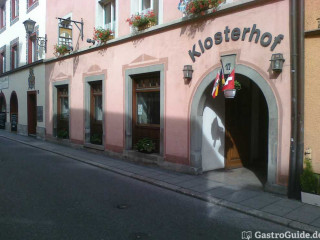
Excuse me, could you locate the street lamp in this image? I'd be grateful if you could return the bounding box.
[23,18,47,53]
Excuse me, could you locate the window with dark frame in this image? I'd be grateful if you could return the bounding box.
[11,0,18,20]
[0,5,5,29]
[11,44,18,70]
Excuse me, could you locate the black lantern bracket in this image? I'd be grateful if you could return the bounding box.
[57,17,84,41]
[36,35,47,53]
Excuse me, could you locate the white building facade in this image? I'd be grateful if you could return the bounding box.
[0,0,46,138]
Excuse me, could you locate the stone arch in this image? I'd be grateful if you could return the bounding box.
[190,64,279,186]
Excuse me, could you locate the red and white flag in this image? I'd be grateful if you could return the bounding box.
[222,69,235,91]
[211,70,221,98]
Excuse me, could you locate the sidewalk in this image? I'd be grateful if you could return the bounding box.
[1,131,320,233]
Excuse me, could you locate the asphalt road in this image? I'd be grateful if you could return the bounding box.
[0,137,302,240]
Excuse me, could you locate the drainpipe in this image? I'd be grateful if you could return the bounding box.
[288,0,304,199]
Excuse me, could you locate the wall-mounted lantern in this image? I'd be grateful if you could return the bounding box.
[270,53,285,73]
[23,18,47,53]
[183,65,193,83]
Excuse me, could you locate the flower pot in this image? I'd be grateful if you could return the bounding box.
[107,35,114,40]
[224,89,236,98]
[301,192,320,207]
[137,22,156,31]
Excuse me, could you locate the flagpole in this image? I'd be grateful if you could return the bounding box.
[220,59,226,85]
[220,59,225,73]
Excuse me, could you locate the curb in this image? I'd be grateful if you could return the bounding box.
[1,134,320,233]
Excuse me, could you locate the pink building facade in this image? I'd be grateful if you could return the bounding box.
[45,0,291,192]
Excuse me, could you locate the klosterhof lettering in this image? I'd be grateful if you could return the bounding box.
[188,24,284,62]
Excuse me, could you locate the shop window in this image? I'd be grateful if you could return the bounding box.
[132,74,160,152]
[103,0,116,32]
[28,33,37,63]
[90,81,103,145]
[137,92,160,125]
[0,50,5,74]
[0,5,5,29]
[11,0,18,21]
[58,17,72,47]
[57,85,69,139]
[59,88,69,120]
[11,44,18,70]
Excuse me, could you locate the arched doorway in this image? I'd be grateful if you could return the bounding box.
[0,92,6,129]
[190,64,279,188]
[10,91,18,132]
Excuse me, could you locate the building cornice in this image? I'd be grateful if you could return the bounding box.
[0,59,44,78]
[45,0,278,64]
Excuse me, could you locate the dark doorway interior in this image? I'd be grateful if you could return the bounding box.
[10,91,18,132]
[57,85,69,139]
[90,81,103,145]
[224,74,268,185]
[0,93,6,129]
[27,91,37,135]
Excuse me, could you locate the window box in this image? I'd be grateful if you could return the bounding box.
[126,10,157,31]
[54,44,72,57]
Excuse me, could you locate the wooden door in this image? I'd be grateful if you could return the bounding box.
[90,82,103,145]
[132,74,160,153]
[225,83,251,169]
[27,91,37,135]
